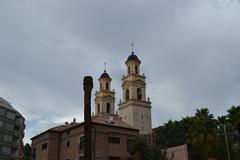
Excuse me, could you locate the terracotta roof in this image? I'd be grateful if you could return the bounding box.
[31,115,138,140]
[31,122,81,140]
[49,122,80,132]
[92,115,138,130]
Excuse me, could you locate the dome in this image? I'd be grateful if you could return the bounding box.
[125,52,141,64]
[99,70,111,80]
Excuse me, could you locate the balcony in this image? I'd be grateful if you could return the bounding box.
[14,131,19,137]
[12,140,19,148]
[12,149,19,158]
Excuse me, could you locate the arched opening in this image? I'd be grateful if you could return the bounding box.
[100,83,102,90]
[135,65,138,74]
[106,82,109,90]
[128,66,130,74]
[137,88,142,100]
[98,104,100,113]
[126,89,129,100]
[107,103,110,113]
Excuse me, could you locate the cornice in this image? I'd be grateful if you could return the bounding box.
[118,99,151,109]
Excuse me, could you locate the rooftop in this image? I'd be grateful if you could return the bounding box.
[31,114,139,140]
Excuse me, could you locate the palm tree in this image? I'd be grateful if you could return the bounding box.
[187,108,218,159]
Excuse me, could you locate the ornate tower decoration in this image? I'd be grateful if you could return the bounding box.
[95,64,115,115]
[119,46,152,134]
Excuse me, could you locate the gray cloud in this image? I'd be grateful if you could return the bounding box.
[0,0,240,143]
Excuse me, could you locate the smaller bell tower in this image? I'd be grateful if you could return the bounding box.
[95,68,115,115]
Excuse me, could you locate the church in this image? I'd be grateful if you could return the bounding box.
[31,51,153,160]
[95,50,152,135]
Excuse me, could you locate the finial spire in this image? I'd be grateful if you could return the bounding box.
[104,62,107,72]
[131,42,134,55]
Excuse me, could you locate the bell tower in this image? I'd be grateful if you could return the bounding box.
[95,68,115,115]
[118,50,152,134]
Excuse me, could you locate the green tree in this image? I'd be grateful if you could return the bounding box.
[227,106,240,133]
[132,137,166,160]
[187,108,218,159]
[226,106,240,159]
[154,106,240,160]
[23,143,32,160]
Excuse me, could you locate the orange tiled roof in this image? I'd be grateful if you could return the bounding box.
[92,114,138,130]
[32,114,138,140]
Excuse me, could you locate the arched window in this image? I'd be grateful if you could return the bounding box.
[126,89,129,100]
[128,66,130,74]
[98,104,100,113]
[135,65,138,74]
[100,83,102,90]
[137,88,142,100]
[106,82,109,90]
[107,103,110,113]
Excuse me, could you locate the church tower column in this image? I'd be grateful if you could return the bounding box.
[95,69,115,115]
[119,50,152,134]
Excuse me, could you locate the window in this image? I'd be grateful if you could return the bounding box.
[79,136,85,151]
[100,83,102,90]
[66,140,70,147]
[106,82,109,90]
[135,65,138,74]
[4,123,14,131]
[16,118,24,126]
[42,142,48,150]
[98,104,100,113]
[66,131,70,136]
[79,156,84,160]
[126,89,129,101]
[13,138,19,146]
[127,139,135,153]
[32,147,36,158]
[109,137,120,144]
[128,66,130,74]
[1,146,11,155]
[12,148,18,157]
[6,111,16,120]
[0,108,5,115]
[107,103,110,113]
[0,120,3,128]
[109,156,120,160]
[137,88,142,100]
[141,115,143,120]
[3,134,13,143]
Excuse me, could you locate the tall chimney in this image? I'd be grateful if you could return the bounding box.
[83,76,93,160]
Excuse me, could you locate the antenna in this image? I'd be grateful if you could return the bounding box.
[131,42,134,54]
[104,62,107,72]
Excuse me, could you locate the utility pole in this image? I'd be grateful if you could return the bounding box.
[83,76,93,160]
[223,124,231,160]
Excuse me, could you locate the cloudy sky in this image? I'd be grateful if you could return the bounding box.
[0,0,240,143]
